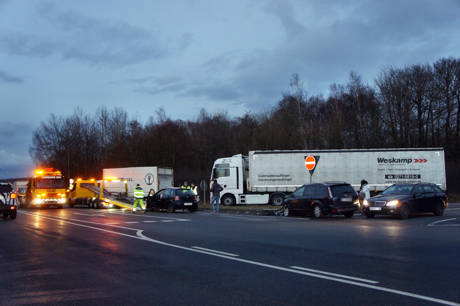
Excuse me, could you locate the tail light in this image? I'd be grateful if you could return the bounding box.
[328,187,333,199]
[174,195,180,200]
[10,206,16,210]
[194,195,198,200]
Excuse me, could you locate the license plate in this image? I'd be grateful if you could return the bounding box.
[184,202,192,206]
[341,197,352,202]
[370,207,382,211]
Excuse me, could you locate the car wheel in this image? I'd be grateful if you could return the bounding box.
[270,193,284,206]
[364,211,375,218]
[344,211,354,218]
[313,205,323,219]
[221,194,236,206]
[433,202,444,216]
[283,205,290,217]
[167,202,175,213]
[399,204,409,219]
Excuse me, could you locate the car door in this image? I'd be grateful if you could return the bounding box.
[156,189,167,208]
[289,186,306,211]
[422,185,437,212]
[302,185,314,214]
[412,185,426,212]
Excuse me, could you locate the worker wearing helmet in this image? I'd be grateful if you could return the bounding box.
[133,184,145,212]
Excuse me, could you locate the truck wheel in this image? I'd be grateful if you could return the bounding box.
[270,193,284,206]
[221,194,236,206]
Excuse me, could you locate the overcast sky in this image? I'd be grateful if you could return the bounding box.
[0,0,459,178]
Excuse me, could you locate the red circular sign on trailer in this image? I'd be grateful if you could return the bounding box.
[305,155,316,171]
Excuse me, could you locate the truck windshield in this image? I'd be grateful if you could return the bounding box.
[382,184,413,195]
[212,163,230,179]
[36,178,66,189]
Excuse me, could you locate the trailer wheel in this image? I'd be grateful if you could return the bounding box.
[221,194,236,206]
[270,193,285,206]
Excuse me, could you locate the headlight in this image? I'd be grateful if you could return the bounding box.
[33,198,44,204]
[386,200,399,207]
[353,199,360,206]
[362,199,369,207]
[58,198,67,204]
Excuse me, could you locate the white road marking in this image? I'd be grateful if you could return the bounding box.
[160,220,174,223]
[20,211,141,231]
[427,218,457,227]
[290,266,378,284]
[143,220,157,223]
[18,211,460,306]
[191,246,239,257]
[125,221,139,224]
[74,212,107,217]
[106,211,189,221]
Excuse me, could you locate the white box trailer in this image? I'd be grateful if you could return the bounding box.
[103,167,174,196]
[211,148,446,205]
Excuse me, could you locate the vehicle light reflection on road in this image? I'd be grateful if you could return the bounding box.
[383,225,403,239]
[34,214,41,228]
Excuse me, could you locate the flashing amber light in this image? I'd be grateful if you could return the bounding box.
[90,178,95,182]
[77,178,82,182]
[10,193,17,199]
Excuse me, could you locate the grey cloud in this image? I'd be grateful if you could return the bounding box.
[265,0,305,38]
[0,70,23,83]
[0,2,172,66]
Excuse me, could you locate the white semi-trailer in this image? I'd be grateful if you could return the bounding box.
[211,148,446,206]
[103,167,174,196]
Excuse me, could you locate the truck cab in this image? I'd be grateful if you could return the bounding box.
[211,155,246,205]
[24,168,68,208]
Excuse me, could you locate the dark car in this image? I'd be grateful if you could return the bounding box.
[1,183,17,220]
[283,182,359,218]
[146,187,198,213]
[362,183,448,219]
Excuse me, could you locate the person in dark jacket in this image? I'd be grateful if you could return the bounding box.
[210,180,223,214]
[146,188,156,212]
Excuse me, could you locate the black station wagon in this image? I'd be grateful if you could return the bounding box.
[283,182,358,218]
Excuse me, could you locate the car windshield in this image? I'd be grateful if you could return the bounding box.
[36,178,66,189]
[330,184,356,197]
[382,184,413,195]
[175,189,195,197]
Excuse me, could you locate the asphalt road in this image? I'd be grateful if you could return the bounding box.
[1,204,460,305]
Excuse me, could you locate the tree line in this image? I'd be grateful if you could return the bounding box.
[30,57,460,191]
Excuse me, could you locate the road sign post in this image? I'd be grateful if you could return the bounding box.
[305,155,320,184]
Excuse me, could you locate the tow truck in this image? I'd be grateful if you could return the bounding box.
[23,168,68,208]
[69,177,133,209]
[1,183,17,219]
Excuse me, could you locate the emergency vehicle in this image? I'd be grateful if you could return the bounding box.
[23,168,68,208]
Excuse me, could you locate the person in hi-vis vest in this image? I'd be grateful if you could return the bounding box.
[133,184,145,212]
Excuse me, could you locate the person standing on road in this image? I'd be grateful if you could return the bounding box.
[359,179,371,207]
[181,181,191,190]
[133,184,145,212]
[210,179,223,214]
[145,188,156,212]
